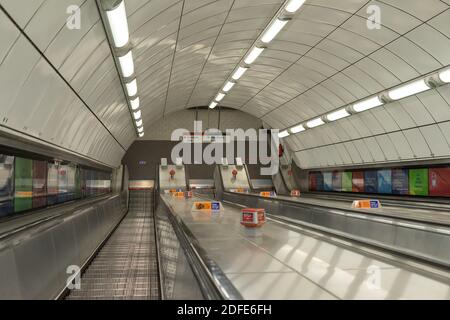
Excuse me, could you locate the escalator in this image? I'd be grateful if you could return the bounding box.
[66,189,160,300]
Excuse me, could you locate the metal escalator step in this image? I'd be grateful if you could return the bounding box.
[66,190,159,300]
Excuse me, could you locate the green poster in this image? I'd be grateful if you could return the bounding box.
[14,157,33,212]
[409,168,429,196]
[342,172,352,192]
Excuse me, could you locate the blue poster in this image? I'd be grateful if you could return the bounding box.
[323,172,332,191]
[364,171,378,193]
[316,172,324,191]
[392,169,409,195]
[377,169,392,194]
[332,171,342,191]
[0,201,13,218]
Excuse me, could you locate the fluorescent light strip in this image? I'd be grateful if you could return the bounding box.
[130,97,140,110]
[135,119,143,127]
[244,47,264,65]
[388,79,430,100]
[261,19,288,43]
[106,1,129,48]
[232,67,248,80]
[139,132,145,138]
[126,79,137,97]
[215,93,225,102]
[290,124,305,134]
[279,130,290,138]
[118,51,134,78]
[327,108,350,121]
[353,96,383,112]
[306,117,325,128]
[285,0,306,13]
[223,81,235,92]
[133,110,141,120]
[209,101,218,109]
[137,127,144,133]
[286,66,450,136]
[439,69,450,83]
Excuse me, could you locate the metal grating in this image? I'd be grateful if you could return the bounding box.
[66,190,159,300]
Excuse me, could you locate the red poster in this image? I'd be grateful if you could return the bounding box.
[352,171,364,192]
[309,173,317,191]
[429,168,450,197]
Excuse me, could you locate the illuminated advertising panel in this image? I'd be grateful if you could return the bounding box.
[47,163,59,205]
[377,169,392,194]
[342,172,352,192]
[14,158,33,212]
[323,172,332,191]
[0,155,14,217]
[309,172,317,191]
[429,168,450,197]
[332,171,342,192]
[364,171,378,193]
[392,168,409,195]
[315,172,324,191]
[409,168,429,196]
[32,160,47,209]
[352,171,364,192]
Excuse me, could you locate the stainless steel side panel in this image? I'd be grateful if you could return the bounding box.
[0,194,127,300]
[222,193,450,267]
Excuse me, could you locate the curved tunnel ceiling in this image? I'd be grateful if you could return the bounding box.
[1,0,450,169]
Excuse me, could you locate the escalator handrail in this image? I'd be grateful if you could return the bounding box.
[160,195,243,300]
[225,190,450,230]
[0,192,124,242]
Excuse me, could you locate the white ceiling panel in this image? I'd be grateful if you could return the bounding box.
[1,0,449,169]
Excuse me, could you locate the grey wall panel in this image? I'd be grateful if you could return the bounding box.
[0,248,22,299]
[0,194,127,300]
[13,231,58,299]
[50,220,80,290]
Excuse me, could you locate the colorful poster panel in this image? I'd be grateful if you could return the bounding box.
[377,170,392,194]
[315,172,324,191]
[32,160,47,209]
[429,168,450,197]
[332,171,342,192]
[47,163,59,205]
[58,165,69,203]
[409,168,429,196]
[364,171,378,193]
[323,172,332,191]
[392,169,409,195]
[352,171,364,192]
[309,172,318,191]
[342,172,352,192]
[14,157,33,213]
[75,167,81,199]
[0,155,14,217]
